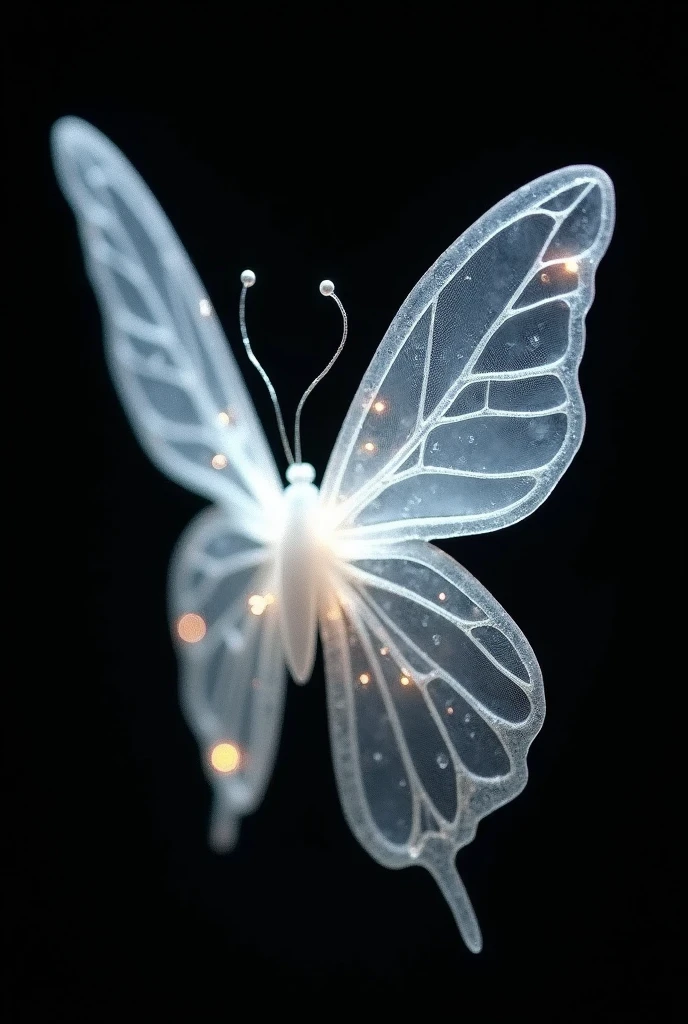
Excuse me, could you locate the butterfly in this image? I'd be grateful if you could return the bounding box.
[51,117,614,952]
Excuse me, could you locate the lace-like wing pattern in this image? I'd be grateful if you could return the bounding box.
[321,166,613,949]
[52,118,287,847]
[321,541,543,951]
[321,167,615,542]
[170,507,285,851]
[54,122,615,952]
[52,117,282,534]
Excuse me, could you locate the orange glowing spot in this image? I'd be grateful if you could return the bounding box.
[326,607,341,621]
[211,453,228,469]
[564,259,579,274]
[362,441,376,453]
[199,298,213,317]
[210,742,240,773]
[359,673,370,685]
[540,271,550,284]
[177,612,206,643]
[400,674,410,686]
[446,707,454,715]
[438,592,447,602]
[373,400,387,413]
[380,646,389,656]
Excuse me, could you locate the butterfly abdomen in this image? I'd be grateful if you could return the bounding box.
[276,463,324,684]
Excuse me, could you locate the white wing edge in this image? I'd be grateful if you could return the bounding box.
[169,505,286,852]
[320,166,615,542]
[320,539,546,951]
[52,116,284,530]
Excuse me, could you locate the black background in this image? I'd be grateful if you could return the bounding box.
[7,5,678,1019]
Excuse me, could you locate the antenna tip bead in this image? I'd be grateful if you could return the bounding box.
[319,279,335,297]
[241,269,256,287]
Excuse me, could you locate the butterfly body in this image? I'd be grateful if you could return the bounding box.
[51,116,614,950]
[277,462,324,683]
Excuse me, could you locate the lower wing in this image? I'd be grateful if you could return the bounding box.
[169,505,286,851]
[320,540,544,952]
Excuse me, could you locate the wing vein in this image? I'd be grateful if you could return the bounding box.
[349,579,531,726]
[334,213,563,524]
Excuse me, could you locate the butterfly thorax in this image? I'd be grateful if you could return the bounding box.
[276,462,326,684]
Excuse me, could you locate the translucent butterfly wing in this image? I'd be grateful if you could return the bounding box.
[51,118,287,843]
[51,116,282,531]
[321,542,543,951]
[320,166,613,949]
[320,166,615,541]
[170,508,285,850]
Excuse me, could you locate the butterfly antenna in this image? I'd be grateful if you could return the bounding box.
[238,270,295,465]
[293,280,348,464]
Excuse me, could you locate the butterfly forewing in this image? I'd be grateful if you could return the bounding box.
[320,167,615,542]
[51,117,282,520]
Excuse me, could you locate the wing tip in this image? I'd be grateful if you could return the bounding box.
[422,837,484,953]
[51,114,97,152]
[208,800,241,854]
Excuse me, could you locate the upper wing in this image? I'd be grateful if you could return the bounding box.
[320,167,615,541]
[319,540,544,951]
[52,117,282,538]
[170,506,286,851]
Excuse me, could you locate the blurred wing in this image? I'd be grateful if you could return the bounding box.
[52,117,282,536]
[170,507,286,850]
[321,166,614,541]
[320,540,544,952]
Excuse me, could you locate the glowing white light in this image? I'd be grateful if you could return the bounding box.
[248,593,275,616]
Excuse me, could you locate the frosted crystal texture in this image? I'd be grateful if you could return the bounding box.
[171,508,284,852]
[320,175,614,541]
[52,116,614,952]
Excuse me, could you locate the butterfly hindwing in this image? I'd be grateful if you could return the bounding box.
[170,507,286,851]
[321,541,543,951]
